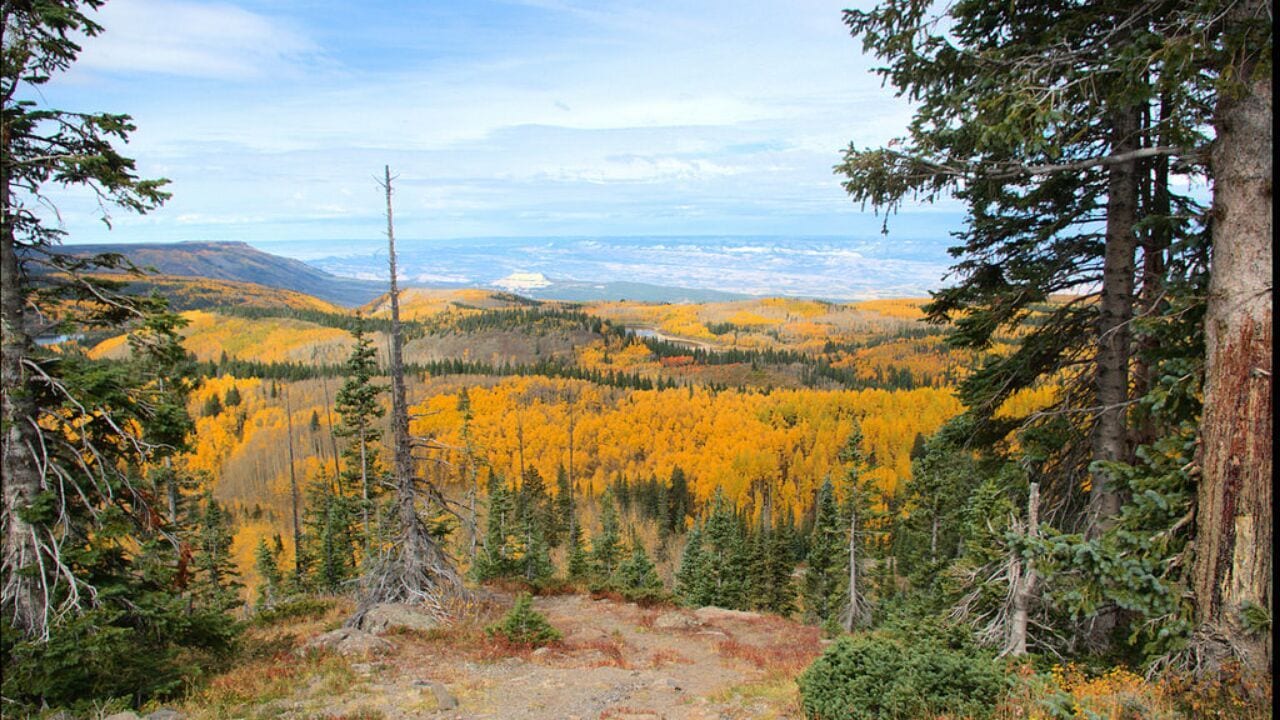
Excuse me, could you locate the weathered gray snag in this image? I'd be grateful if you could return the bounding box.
[349,166,465,626]
[1003,482,1040,657]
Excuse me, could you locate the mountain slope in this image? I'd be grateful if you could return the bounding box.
[52,241,385,306]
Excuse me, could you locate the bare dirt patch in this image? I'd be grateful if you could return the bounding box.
[189,593,822,720]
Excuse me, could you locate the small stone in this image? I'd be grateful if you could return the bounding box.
[652,678,682,692]
[653,611,701,630]
[145,708,183,720]
[103,713,142,720]
[532,646,552,656]
[693,606,762,622]
[413,679,458,710]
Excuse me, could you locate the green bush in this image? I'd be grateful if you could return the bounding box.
[485,593,562,647]
[797,633,1007,720]
[251,596,334,626]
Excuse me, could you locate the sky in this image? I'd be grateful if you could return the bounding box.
[38,0,966,244]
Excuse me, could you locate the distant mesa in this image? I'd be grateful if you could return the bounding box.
[493,271,552,292]
[44,241,385,307]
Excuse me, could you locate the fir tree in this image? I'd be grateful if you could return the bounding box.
[590,489,623,578]
[803,479,847,628]
[612,535,666,603]
[756,526,798,616]
[254,536,283,608]
[676,526,710,606]
[474,473,519,581]
[333,318,386,550]
[566,517,591,581]
[193,494,242,612]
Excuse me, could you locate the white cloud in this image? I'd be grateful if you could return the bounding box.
[76,0,317,79]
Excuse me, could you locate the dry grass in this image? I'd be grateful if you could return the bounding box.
[647,648,694,668]
[994,661,1274,720]
[569,633,631,668]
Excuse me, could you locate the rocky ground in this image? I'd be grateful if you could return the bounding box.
[175,593,825,720]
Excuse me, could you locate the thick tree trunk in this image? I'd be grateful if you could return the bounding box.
[1193,18,1272,673]
[1,223,47,639]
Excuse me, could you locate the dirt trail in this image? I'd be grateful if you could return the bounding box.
[304,594,822,720]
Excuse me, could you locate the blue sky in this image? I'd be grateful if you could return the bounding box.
[41,0,966,244]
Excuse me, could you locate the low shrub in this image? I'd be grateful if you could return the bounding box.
[484,593,562,647]
[797,632,1006,720]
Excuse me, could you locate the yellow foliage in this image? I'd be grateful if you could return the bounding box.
[851,298,928,321]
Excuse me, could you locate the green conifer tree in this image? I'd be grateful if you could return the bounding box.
[803,479,847,628]
[333,318,386,551]
[612,535,666,603]
[193,494,242,612]
[254,536,283,608]
[676,525,709,605]
[590,489,623,578]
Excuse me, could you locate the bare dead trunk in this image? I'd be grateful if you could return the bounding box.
[1004,482,1039,657]
[284,386,303,581]
[1193,15,1272,673]
[349,166,464,626]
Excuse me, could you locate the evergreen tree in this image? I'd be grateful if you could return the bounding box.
[333,318,386,549]
[192,494,242,612]
[301,481,357,593]
[223,384,241,408]
[590,489,623,578]
[612,535,666,603]
[756,526,798,616]
[474,474,519,581]
[803,479,847,628]
[254,536,283,608]
[553,464,573,547]
[566,517,591,581]
[676,526,709,606]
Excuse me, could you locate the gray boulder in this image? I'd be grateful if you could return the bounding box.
[413,679,458,710]
[303,627,394,656]
[357,603,440,635]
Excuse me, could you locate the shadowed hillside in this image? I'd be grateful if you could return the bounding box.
[51,241,385,306]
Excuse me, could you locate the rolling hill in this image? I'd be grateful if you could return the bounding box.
[50,241,385,306]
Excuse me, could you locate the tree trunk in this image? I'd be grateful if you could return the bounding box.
[1087,103,1140,646]
[1091,105,1140,525]
[1,218,46,639]
[1193,11,1272,673]
[843,486,860,632]
[1004,483,1039,657]
[284,386,303,581]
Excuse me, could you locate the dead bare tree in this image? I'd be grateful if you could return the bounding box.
[348,166,465,626]
[1003,482,1040,657]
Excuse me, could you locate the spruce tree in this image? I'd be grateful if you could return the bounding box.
[590,489,623,579]
[193,494,243,612]
[254,536,283,608]
[566,517,591,581]
[333,317,386,550]
[475,474,519,581]
[676,526,709,606]
[803,479,847,629]
[612,535,666,603]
